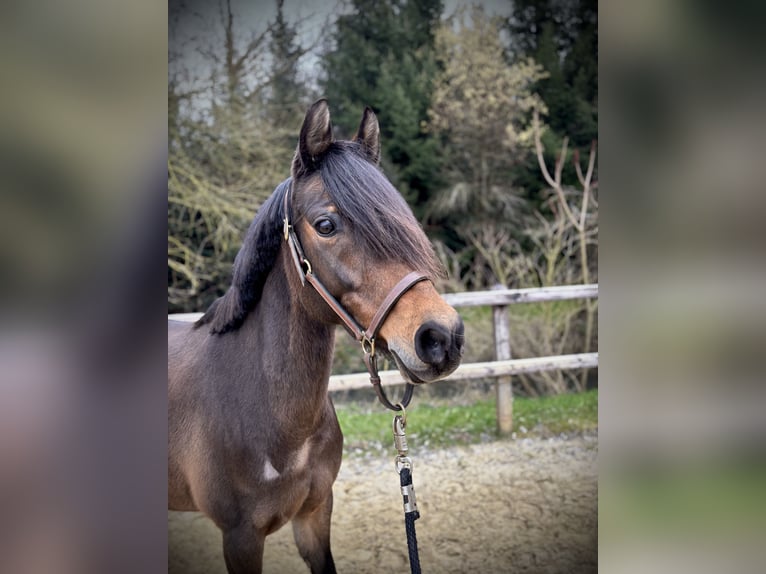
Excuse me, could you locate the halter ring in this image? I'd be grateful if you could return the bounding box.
[361,334,375,357]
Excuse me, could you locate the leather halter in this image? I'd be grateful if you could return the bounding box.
[282,182,429,411]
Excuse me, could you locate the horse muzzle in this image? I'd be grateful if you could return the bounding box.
[389,315,464,384]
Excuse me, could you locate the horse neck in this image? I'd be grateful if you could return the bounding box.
[229,249,337,432]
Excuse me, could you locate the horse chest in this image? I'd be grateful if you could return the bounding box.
[242,438,337,532]
[259,439,312,486]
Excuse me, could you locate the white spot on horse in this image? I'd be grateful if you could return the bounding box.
[292,440,311,470]
[263,458,280,481]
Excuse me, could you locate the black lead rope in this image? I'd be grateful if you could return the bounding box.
[393,411,422,574]
[400,467,422,574]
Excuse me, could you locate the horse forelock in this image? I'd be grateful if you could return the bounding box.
[315,142,443,279]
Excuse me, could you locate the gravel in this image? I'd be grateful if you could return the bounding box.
[169,432,598,573]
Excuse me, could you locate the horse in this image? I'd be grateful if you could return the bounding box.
[168,99,464,574]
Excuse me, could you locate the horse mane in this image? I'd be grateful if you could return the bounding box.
[195,179,289,334]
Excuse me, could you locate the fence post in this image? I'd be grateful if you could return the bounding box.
[492,284,513,435]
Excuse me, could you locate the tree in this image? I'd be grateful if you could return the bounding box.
[427,6,547,244]
[267,0,310,130]
[561,0,597,146]
[505,0,597,148]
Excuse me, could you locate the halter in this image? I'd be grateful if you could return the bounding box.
[282,182,428,411]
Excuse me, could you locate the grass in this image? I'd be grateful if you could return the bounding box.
[335,389,597,455]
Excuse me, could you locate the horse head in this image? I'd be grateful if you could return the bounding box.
[287,99,464,384]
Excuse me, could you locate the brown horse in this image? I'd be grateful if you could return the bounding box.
[168,100,464,574]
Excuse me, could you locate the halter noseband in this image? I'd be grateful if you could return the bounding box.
[282,182,428,411]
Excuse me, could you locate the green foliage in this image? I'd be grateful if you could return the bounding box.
[335,389,598,453]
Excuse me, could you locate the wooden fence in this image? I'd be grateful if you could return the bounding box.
[169,283,599,434]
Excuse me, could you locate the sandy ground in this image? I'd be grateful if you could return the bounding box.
[169,433,597,573]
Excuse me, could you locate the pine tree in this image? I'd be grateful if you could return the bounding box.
[505,0,597,147]
[267,0,306,129]
[561,0,597,147]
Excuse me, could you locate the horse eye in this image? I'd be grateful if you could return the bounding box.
[314,217,336,236]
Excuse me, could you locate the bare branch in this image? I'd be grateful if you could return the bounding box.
[573,148,586,187]
[577,141,597,230]
[585,140,597,189]
[532,110,559,191]
[554,135,568,186]
[532,110,581,230]
[234,26,272,74]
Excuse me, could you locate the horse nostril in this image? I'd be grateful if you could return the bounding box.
[414,321,450,366]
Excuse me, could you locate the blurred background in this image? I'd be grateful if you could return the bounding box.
[600,1,766,572]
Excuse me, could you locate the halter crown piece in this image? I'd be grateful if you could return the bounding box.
[282,182,428,411]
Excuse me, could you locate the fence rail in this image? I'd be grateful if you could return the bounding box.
[327,352,599,392]
[440,283,598,307]
[169,284,598,434]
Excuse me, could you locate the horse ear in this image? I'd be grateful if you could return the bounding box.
[353,106,381,165]
[292,99,333,176]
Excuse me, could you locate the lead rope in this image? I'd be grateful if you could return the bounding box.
[393,408,422,574]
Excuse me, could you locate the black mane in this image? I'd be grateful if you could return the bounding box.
[195,180,289,334]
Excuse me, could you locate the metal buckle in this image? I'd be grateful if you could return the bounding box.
[395,455,413,474]
[283,217,290,241]
[360,334,375,357]
[393,412,407,455]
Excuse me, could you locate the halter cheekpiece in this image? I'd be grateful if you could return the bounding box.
[282,181,428,411]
